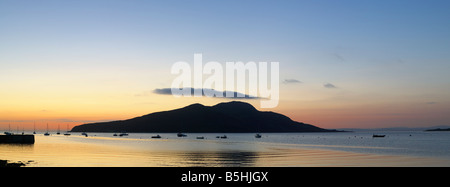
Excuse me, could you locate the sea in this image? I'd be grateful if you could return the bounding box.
[1,130,450,167]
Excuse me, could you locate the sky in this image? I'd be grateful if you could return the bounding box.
[1,0,450,130]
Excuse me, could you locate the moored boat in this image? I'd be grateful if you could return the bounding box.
[151,135,161,139]
[373,134,385,138]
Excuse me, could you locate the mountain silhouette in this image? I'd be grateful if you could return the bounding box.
[71,101,336,133]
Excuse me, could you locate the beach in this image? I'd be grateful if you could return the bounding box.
[1,131,450,167]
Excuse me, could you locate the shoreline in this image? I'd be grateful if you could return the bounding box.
[0,159,29,167]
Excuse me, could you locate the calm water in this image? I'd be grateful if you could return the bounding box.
[1,131,450,166]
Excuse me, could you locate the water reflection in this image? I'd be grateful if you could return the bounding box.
[3,134,450,167]
[0,143,34,153]
[176,151,259,167]
[0,143,35,165]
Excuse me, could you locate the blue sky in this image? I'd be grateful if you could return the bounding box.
[1,0,450,128]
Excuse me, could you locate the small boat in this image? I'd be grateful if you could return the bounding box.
[4,132,13,135]
[44,123,50,136]
[373,134,385,138]
[56,125,61,135]
[177,133,187,137]
[255,133,262,138]
[220,135,227,139]
[63,125,70,136]
[113,133,118,136]
[151,135,161,139]
[196,136,205,139]
[81,132,88,137]
[119,133,128,137]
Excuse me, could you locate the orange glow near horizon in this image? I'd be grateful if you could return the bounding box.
[2,94,449,131]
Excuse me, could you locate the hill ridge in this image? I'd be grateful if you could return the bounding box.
[71,101,336,133]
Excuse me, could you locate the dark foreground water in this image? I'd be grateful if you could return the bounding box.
[1,131,450,166]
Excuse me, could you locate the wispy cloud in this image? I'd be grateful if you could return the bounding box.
[324,83,337,89]
[333,53,345,62]
[282,79,302,84]
[153,88,260,99]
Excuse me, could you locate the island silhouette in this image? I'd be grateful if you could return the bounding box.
[71,101,338,133]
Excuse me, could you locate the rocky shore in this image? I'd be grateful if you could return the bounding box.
[0,159,31,167]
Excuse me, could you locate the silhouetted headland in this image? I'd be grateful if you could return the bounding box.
[426,128,450,132]
[71,101,340,133]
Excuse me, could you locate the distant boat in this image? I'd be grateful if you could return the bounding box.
[81,132,88,137]
[373,134,385,138]
[56,125,61,135]
[63,124,71,136]
[177,133,187,137]
[196,136,205,139]
[220,135,227,139]
[5,124,12,135]
[113,133,118,136]
[119,133,129,137]
[255,133,262,138]
[44,124,50,136]
[151,135,161,139]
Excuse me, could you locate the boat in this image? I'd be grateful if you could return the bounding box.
[4,124,12,135]
[373,134,385,138]
[113,133,118,136]
[81,132,88,137]
[56,125,61,135]
[196,136,205,139]
[151,135,161,139]
[220,135,227,139]
[119,133,129,137]
[177,133,187,137]
[44,123,50,136]
[255,133,262,138]
[63,125,71,136]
